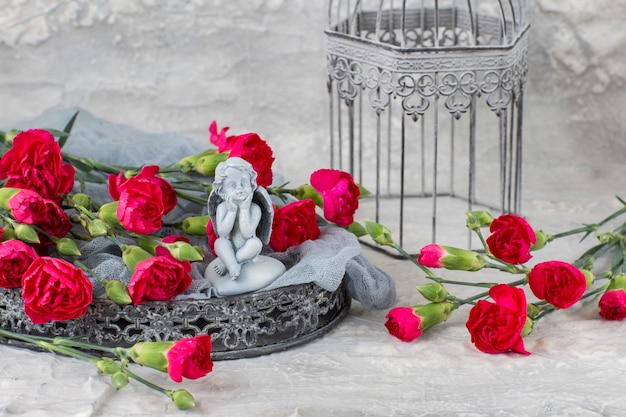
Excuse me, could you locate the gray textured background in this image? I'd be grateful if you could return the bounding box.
[1,0,625,204]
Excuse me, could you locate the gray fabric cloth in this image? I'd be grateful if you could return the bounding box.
[7,107,396,309]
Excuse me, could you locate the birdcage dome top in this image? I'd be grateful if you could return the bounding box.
[327,0,529,51]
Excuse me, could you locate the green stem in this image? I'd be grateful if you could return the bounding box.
[37,341,101,362]
[174,189,207,205]
[122,364,170,396]
[449,278,528,307]
[485,261,529,274]
[435,279,496,288]
[548,224,598,241]
[0,328,54,344]
[51,336,116,355]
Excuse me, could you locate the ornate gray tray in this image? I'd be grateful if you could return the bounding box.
[0,281,351,360]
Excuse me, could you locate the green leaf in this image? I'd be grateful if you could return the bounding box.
[44,129,70,139]
[59,110,79,148]
[358,185,371,199]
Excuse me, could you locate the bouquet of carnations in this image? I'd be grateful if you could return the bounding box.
[0,113,365,409]
[371,203,626,355]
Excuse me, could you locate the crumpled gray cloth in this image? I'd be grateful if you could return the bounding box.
[8,107,396,310]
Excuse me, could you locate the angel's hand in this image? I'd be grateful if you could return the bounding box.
[226,196,238,212]
[240,191,253,210]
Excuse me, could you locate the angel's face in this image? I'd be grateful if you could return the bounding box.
[222,167,253,202]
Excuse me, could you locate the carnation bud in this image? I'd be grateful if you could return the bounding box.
[526,303,541,319]
[71,193,91,209]
[14,224,40,244]
[135,235,157,255]
[581,269,595,289]
[347,221,368,238]
[364,221,396,247]
[170,389,196,410]
[121,245,152,273]
[87,219,109,237]
[531,230,549,251]
[2,227,16,241]
[418,244,487,271]
[175,149,216,173]
[94,357,120,375]
[3,129,19,146]
[292,184,323,207]
[413,301,456,331]
[608,274,626,291]
[195,152,229,176]
[103,279,132,305]
[56,237,81,256]
[416,283,449,303]
[0,187,21,210]
[165,241,204,262]
[465,210,494,230]
[521,316,534,337]
[181,215,210,235]
[98,202,122,227]
[597,232,615,244]
[128,341,174,372]
[111,371,130,390]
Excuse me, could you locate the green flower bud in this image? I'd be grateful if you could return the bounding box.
[137,236,157,255]
[14,224,40,244]
[581,269,595,289]
[531,230,549,251]
[364,221,395,247]
[128,341,174,372]
[71,193,91,209]
[94,357,120,374]
[87,219,109,237]
[413,301,456,331]
[103,280,132,305]
[170,389,196,410]
[2,227,15,241]
[347,221,368,238]
[597,232,614,244]
[465,210,494,231]
[98,201,121,227]
[56,237,81,256]
[526,303,541,320]
[165,241,204,262]
[3,129,19,146]
[521,316,534,337]
[111,371,129,390]
[416,283,449,303]
[608,274,626,291]
[0,187,21,210]
[418,244,487,271]
[181,215,209,236]
[122,245,152,273]
[196,151,229,176]
[175,149,216,173]
[291,184,323,207]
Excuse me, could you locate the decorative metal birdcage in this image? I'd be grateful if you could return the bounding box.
[326,0,529,251]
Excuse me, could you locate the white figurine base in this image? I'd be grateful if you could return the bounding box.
[205,255,287,297]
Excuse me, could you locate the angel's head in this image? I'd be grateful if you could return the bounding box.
[213,157,258,201]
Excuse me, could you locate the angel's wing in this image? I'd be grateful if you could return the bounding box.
[207,190,222,235]
[253,186,274,244]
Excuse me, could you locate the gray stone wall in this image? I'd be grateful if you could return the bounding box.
[1,0,624,202]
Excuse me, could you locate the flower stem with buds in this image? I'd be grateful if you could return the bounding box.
[0,329,196,409]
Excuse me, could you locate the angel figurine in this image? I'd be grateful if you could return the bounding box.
[204,157,286,296]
